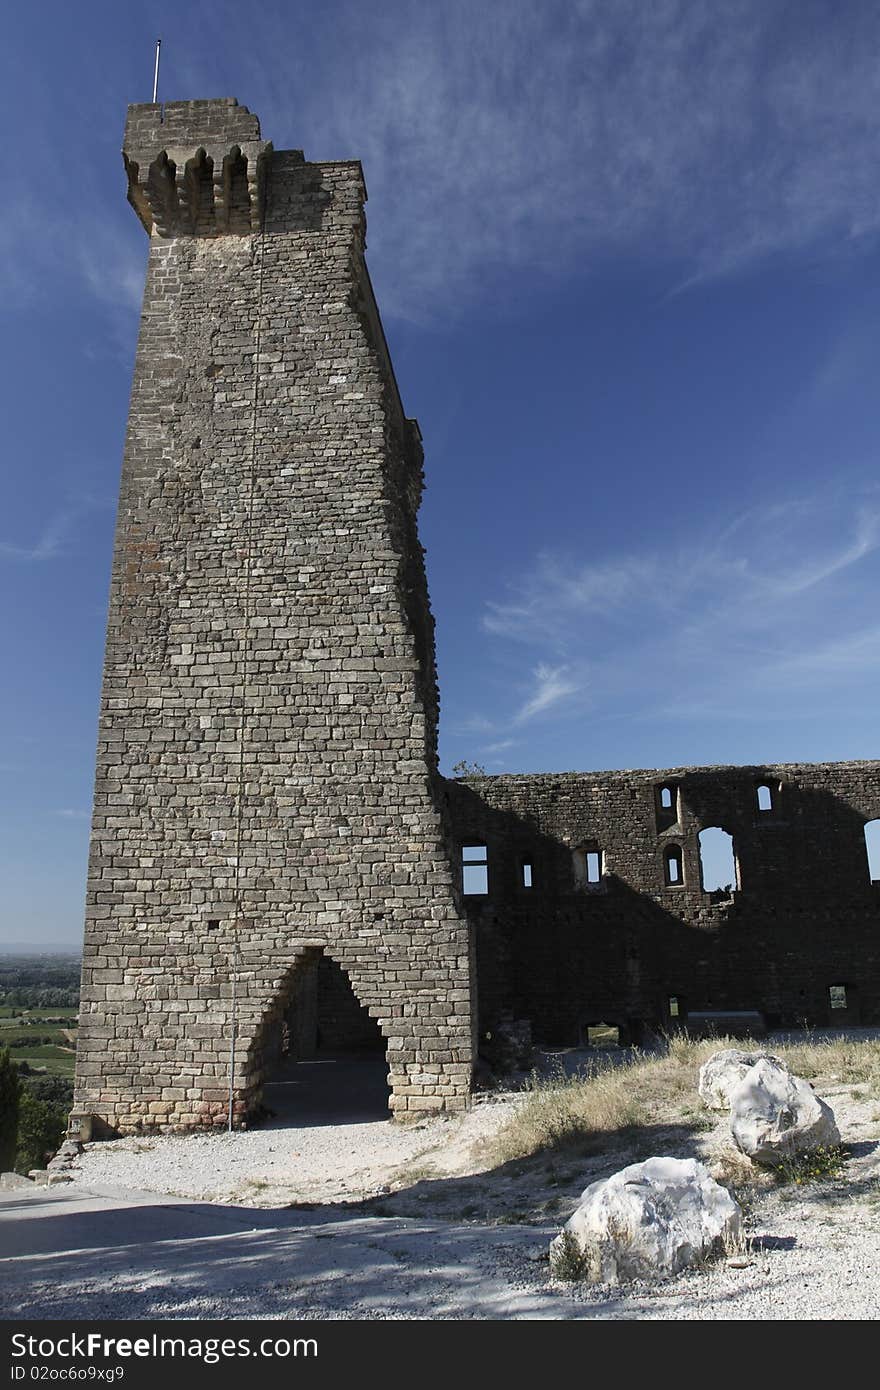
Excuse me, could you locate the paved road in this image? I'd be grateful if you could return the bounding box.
[0,1182,572,1320]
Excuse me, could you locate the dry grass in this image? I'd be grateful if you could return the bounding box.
[487,1034,880,1166]
[779,1037,880,1090]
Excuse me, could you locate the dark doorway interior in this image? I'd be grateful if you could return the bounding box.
[261,954,390,1126]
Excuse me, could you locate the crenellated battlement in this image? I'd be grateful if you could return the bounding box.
[123,98,279,236]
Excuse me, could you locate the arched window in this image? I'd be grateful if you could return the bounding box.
[865,819,880,884]
[756,783,774,813]
[698,827,738,894]
[663,844,684,886]
[655,783,678,829]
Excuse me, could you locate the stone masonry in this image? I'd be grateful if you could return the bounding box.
[75,97,880,1135]
[74,99,475,1133]
[448,761,880,1044]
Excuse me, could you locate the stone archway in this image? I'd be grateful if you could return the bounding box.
[244,948,391,1125]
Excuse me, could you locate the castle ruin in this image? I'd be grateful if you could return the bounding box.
[74,99,880,1134]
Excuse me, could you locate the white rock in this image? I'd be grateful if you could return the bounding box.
[549,1156,741,1283]
[729,1059,839,1166]
[698,1048,789,1111]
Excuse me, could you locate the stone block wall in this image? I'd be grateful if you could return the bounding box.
[446,761,880,1042]
[74,97,878,1135]
[74,100,474,1133]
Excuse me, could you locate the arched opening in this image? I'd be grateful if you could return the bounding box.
[655,783,678,829]
[865,819,880,884]
[663,843,684,886]
[249,949,390,1127]
[698,826,738,896]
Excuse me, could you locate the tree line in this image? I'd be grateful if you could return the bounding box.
[0,1051,70,1174]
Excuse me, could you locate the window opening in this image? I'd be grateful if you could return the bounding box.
[585,1022,619,1047]
[655,783,678,829]
[664,845,683,886]
[462,844,488,896]
[757,783,773,813]
[865,819,880,883]
[698,827,737,894]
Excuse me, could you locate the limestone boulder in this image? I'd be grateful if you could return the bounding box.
[729,1058,839,1166]
[549,1156,741,1283]
[698,1048,789,1111]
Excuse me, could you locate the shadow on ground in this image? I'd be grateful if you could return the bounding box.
[343,1119,714,1225]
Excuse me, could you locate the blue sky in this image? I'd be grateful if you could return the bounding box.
[2,1,879,946]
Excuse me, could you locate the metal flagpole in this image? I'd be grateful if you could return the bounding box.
[152,39,162,104]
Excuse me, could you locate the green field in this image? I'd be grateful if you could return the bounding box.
[0,1005,79,1020]
[0,1011,77,1078]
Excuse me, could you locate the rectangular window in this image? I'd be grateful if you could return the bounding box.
[829,985,847,1010]
[462,844,488,896]
[522,861,533,888]
[586,850,602,884]
[669,995,679,1018]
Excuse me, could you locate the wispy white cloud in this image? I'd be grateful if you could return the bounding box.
[515,663,579,724]
[476,488,880,730]
[0,499,111,564]
[2,188,144,330]
[74,222,146,316]
[211,1,880,316]
[54,809,90,821]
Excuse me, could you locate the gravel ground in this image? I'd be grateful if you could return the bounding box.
[3,1169,879,1320]
[4,1050,880,1320]
[69,1096,516,1206]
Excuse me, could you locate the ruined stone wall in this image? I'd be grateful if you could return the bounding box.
[446,762,880,1042]
[74,99,474,1132]
[315,956,384,1051]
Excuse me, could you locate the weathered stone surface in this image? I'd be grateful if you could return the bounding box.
[73,93,880,1139]
[549,1156,741,1283]
[0,1172,34,1190]
[729,1059,840,1165]
[699,1049,788,1112]
[448,762,880,1049]
[74,99,475,1133]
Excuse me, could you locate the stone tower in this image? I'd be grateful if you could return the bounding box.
[73,99,475,1132]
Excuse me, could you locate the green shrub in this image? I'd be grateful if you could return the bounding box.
[15,1091,66,1174]
[22,1075,74,1109]
[775,1144,848,1186]
[550,1230,590,1281]
[0,1046,21,1170]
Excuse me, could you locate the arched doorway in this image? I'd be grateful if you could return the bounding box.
[248,949,391,1126]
